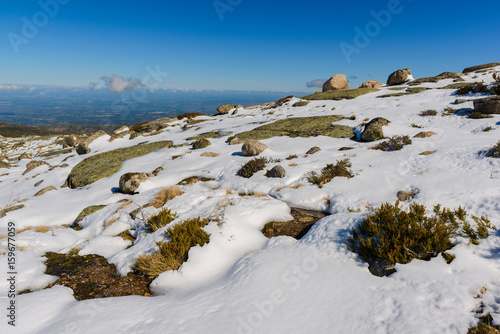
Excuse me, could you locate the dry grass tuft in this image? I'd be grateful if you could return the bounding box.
[149,186,184,208]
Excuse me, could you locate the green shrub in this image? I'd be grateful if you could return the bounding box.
[419,109,438,116]
[456,82,490,95]
[468,111,494,119]
[292,101,309,107]
[486,141,500,158]
[136,217,210,278]
[238,157,279,178]
[347,202,496,265]
[145,208,178,232]
[373,135,412,151]
[307,158,353,187]
[462,215,495,245]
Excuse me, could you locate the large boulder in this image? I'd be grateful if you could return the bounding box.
[474,96,500,114]
[361,118,390,142]
[241,140,268,156]
[360,80,383,89]
[217,104,234,114]
[387,68,412,85]
[322,74,350,92]
[463,62,500,73]
[76,130,107,155]
[119,173,148,194]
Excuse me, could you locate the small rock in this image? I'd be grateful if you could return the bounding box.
[228,137,243,145]
[322,74,350,92]
[241,140,268,156]
[397,190,414,202]
[76,130,107,155]
[113,126,129,134]
[266,165,285,178]
[192,139,211,150]
[62,135,78,148]
[454,99,468,105]
[235,105,244,109]
[360,80,383,88]
[473,96,500,114]
[34,180,44,187]
[414,131,437,138]
[119,173,148,194]
[369,258,396,277]
[23,160,49,175]
[339,147,354,151]
[361,117,390,142]
[201,152,218,157]
[0,161,11,169]
[18,152,32,160]
[419,151,436,156]
[306,147,321,155]
[217,104,234,114]
[387,68,412,85]
[315,91,322,94]
[34,185,57,197]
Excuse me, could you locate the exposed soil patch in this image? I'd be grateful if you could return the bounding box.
[44,251,152,300]
[262,207,327,239]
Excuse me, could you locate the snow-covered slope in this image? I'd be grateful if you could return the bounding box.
[1,67,500,334]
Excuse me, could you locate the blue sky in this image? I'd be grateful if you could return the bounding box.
[1,0,499,92]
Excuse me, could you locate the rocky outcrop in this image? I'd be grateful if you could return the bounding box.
[119,173,148,194]
[266,165,285,178]
[306,147,321,155]
[192,139,211,150]
[217,104,234,114]
[360,80,383,88]
[463,62,500,73]
[241,140,268,157]
[361,118,390,142]
[322,74,350,92]
[387,68,412,85]
[66,141,172,189]
[414,131,437,138]
[473,96,500,114]
[76,130,107,155]
[262,207,327,239]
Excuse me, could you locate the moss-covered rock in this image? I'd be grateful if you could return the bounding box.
[192,138,211,150]
[234,116,353,141]
[292,101,309,107]
[302,88,378,101]
[34,185,57,196]
[408,72,464,86]
[463,62,500,73]
[66,141,172,189]
[0,204,24,218]
[361,118,390,142]
[73,205,107,227]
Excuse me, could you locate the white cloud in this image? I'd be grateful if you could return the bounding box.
[0,84,23,91]
[100,75,143,93]
[306,79,326,88]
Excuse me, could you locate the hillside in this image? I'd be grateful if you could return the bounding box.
[0,64,499,334]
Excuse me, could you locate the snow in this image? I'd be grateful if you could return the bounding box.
[1,68,500,333]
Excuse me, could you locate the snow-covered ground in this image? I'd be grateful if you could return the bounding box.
[1,67,500,333]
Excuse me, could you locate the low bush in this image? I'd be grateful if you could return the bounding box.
[347,202,496,265]
[419,109,438,116]
[135,217,210,278]
[238,157,279,178]
[372,135,412,151]
[149,186,184,209]
[486,141,500,158]
[468,112,493,119]
[456,82,490,95]
[145,208,178,232]
[307,158,353,187]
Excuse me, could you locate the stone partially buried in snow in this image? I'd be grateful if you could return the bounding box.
[241,140,267,157]
[369,258,396,277]
[361,117,390,142]
[322,74,350,92]
[360,80,383,88]
[473,96,500,114]
[306,146,321,155]
[76,130,107,155]
[34,185,57,197]
[217,104,234,114]
[266,165,285,178]
[119,173,148,194]
[387,68,412,85]
[23,160,49,175]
